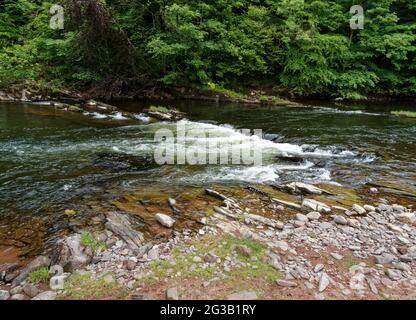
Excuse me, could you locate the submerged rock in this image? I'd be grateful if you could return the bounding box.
[155,213,175,228]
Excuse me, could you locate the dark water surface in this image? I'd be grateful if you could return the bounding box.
[0,100,415,216]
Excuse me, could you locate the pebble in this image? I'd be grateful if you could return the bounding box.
[233,245,252,257]
[375,253,395,265]
[330,252,343,260]
[385,269,402,281]
[22,283,39,298]
[166,287,179,300]
[193,256,202,263]
[352,204,366,215]
[318,273,330,292]
[363,205,376,212]
[306,212,321,221]
[333,215,348,225]
[155,213,175,228]
[276,279,298,287]
[227,291,258,300]
[10,294,26,300]
[295,213,309,223]
[314,264,324,273]
[31,291,57,300]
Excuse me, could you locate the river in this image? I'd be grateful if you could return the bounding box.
[0,99,415,260]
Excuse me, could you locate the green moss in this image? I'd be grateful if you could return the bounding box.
[28,267,50,284]
[333,254,362,271]
[80,230,106,254]
[391,111,416,118]
[149,105,177,113]
[144,235,282,284]
[59,272,128,300]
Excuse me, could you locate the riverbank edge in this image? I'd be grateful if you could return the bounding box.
[1,183,416,300]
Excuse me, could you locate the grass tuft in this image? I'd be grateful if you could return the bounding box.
[80,230,106,254]
[28,267,50,284]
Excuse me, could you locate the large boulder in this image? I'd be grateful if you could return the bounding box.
[12,256,51,286]
[0,263,18,282]
[53,234,93,272]
[105,212,144,251]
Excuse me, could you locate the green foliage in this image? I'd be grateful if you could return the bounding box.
[1,0,416,98]
[391,110,416,118]
[28,267,50,284]
[148,105,177,113]
[80,230,105,253]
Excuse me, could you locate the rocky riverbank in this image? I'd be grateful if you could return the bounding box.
[1,182,415,300]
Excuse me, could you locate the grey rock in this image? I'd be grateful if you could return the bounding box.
[105,212,145,250]
[295,213,309,223]
[330,252,343,260]
[147,246,160,260]
[333,215,348,225]
[276,279,298,287]
[352,204,366,215]
[302,199,331,214]
[10,294,26,300]
[397,212,416,225]
[193,256,202,263]
[155,213,175,228]
[0,290,10,300]
[204,252,217,263]
[392,204,405,213]
[318,273,330,292]
[363,205,376,212]
[31,291,57,300]
[0,263,18,282]
[166,287,179,300]
[234,245,252,257]
[12,256,51,286]
[227,291,258,300]
[23,283,39,298]
[306,212,321,221]
[9,286,22,295]
[314,264,324,273]
[375,254,395,265]
[123,259,136,271]
[53,234,93,272]
[385,269,402,281]
[318,222,333,230]
[392,262,411,272]
[367,279,378,295]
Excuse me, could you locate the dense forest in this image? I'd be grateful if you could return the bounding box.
[1,0,416,100]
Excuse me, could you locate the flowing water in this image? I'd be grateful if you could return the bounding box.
[0,100,415,214]
[0,100,415,259]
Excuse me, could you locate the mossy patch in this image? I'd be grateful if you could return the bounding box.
[149,105,178,113]
[391,111,416,118]
[59,272,128,300]
[143,235,282,285]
